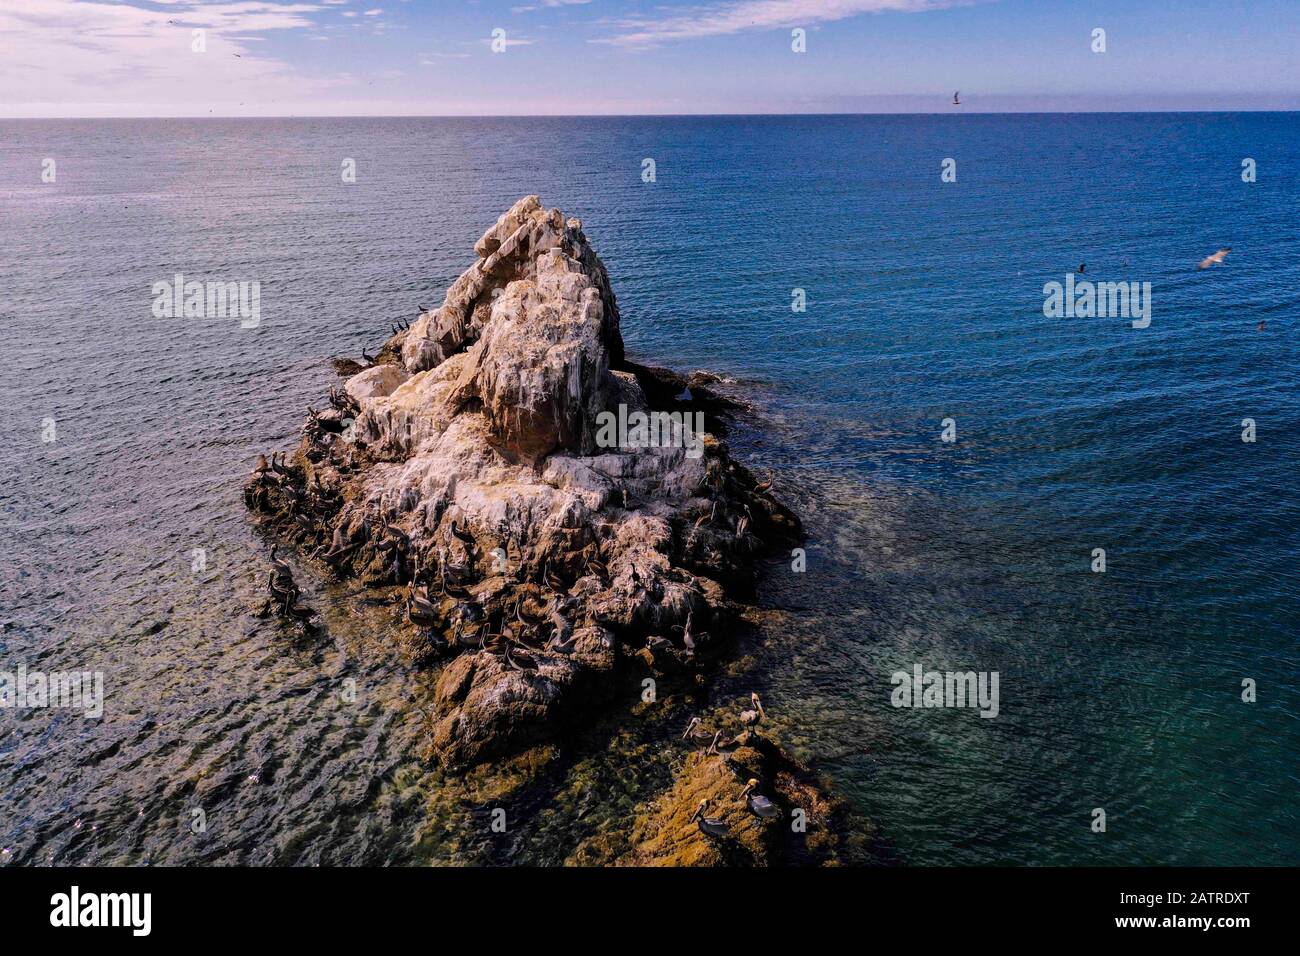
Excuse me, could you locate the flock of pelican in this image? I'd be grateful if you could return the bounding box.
[681,693,785,840]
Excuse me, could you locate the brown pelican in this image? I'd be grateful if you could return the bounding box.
[544,597,574,650]
[689,799,730,839]
[706,729,740,755]
[543,559,566,593]
[406,585,439,628]
[442,621,476,649]
[1198,247,1231,269]
[265,572,303,618]
[270,544,293,580]
[681,716,713,744]
[584,554,607,581]
[283,599,314,621]
[739,692,765,732]
[505,646,537,672]
[740,779,781,819]
[672,610,703,656]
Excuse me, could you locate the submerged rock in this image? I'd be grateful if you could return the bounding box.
[246,196,804,775]
[616,731,848,866]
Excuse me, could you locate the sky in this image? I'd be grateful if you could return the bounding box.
[2,0,1298,117]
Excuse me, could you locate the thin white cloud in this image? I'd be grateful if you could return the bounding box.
[513,0,592,12]
[0,0,339,116]
[596,0,969,47]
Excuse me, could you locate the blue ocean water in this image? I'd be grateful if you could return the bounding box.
[0,115,1296,865]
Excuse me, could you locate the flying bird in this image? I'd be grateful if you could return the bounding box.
[1198,247,1231,270]
[953,91,961,105]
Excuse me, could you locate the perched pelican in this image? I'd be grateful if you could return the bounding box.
[1198,247,1231,270]
[505,646,537,672]
[270,543,293,580]
[406,586,439,628]
[672,610,704,656]
[689,799,730,839]
[739,692,766,732]
[681,716,713,743]
[706,729,740,755]
[740,779,781,819]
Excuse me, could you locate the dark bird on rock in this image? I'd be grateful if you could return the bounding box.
[741,779,781,819]
[681,716,713,744]
[706,729,740,755]
[690,799,730,839]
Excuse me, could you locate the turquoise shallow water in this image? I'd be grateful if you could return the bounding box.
[0,115,1297,865]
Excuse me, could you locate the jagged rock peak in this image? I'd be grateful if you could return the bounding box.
[401,195,623,376]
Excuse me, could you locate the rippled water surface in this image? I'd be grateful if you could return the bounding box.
[1,115,1297,865]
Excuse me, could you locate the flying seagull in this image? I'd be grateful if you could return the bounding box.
[1198,247,1231,270]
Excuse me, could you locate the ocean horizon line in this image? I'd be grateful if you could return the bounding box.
[3,107,1299,122]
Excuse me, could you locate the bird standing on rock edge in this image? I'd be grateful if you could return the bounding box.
[740,779,781,819]
[690,799,730,839]
[739,692,765,734]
